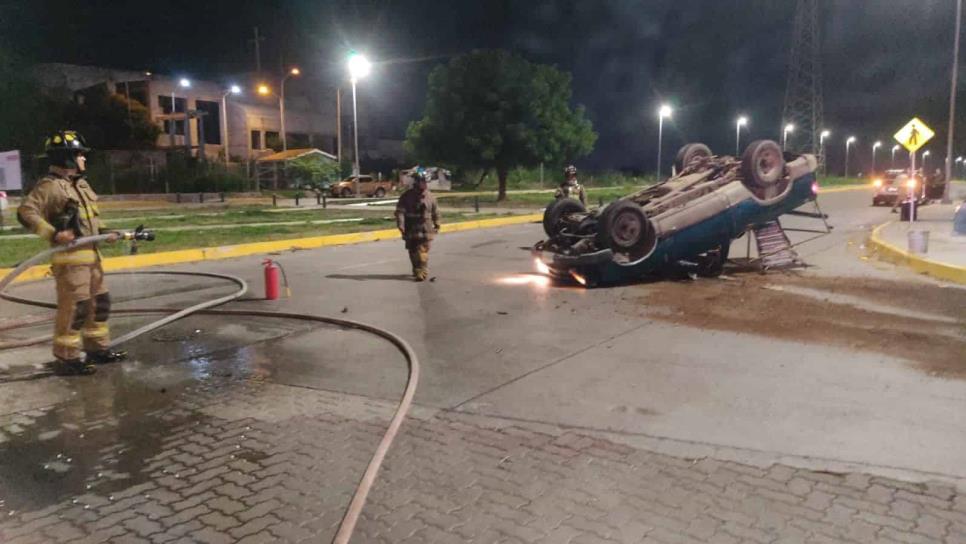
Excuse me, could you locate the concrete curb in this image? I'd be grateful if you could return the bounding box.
[0,213,542,284]
[868,221,966,285]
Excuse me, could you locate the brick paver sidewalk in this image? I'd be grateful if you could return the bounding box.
[1,378,965,544]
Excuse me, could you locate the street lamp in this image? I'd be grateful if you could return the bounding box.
[279,67,300,151]
[735,116,748,156]
[957,156,964,178]
[657,104,672,180]
[169,78,191,150]
[348,52,371,196]
[872,141,882,173]
[221,85,241,167]
[782,123,795,150]
[845,136,856,178]
[891,144,901,167]
[922,149,931,170]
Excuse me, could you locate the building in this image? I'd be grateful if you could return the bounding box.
[35,63,340,163]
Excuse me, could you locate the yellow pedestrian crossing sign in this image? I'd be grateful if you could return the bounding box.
[894,117,934,153]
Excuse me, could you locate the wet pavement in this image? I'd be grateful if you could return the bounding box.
[1,188,966,542]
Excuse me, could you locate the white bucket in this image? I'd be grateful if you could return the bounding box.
[907,230,929,254]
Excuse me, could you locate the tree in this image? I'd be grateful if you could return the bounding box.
[405,50,596,200]
[64,86,160,150]
[0,47,65,158]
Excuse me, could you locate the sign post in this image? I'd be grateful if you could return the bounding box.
[894,118,935,224]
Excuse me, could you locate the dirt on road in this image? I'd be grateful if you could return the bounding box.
[629,272,966,377]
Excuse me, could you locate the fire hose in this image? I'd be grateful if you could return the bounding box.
[0,231,419,544]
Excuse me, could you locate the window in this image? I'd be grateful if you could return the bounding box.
[195,100,221,145]
[158,95,187,135]
[251,130,262,150]
[288,132,310,149]
[265,131,281,152]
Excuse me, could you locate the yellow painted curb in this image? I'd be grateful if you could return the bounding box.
[1,214,541,284]
[868,221,966,285]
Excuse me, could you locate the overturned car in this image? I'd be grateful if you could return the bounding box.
[534,140,820,286]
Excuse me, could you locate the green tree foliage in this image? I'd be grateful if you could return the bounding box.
[287,155,341,188]
[0,48,65,158]
[65,86,160,150]
[405,50,596,200]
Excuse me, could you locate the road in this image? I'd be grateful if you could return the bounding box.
[1,185,965,543]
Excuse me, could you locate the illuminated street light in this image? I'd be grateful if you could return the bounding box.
[891,144,901,167]
[782,123,795,150]
[735,116,748,156]
[348,53,372,194]
[922,149,931,170]
[872,141,882,172]
[257,84,271,96]
[179,78,190,88]
[280,67,301,151]
[221,85,242,167]
[845,136,856,178]
[657,104,672,180]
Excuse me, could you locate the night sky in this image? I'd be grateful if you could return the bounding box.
[1,0,961,174]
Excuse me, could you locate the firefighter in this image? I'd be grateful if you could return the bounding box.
[17,131,126,376]
[395,171,440,281]
[555,164,586,205]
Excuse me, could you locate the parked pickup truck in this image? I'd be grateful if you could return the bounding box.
[329,175,394,198]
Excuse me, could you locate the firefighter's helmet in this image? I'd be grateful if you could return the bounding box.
[44,131,91,168]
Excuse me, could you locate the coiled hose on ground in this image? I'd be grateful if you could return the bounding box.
[0,232,419,544]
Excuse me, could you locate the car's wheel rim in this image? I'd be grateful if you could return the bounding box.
[612,212,642,248]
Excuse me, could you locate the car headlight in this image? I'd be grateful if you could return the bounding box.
[873,179,883,187]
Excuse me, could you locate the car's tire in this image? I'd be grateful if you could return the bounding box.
[341,187,353,198]
[374,187,386,198]
[740,140,789,202]
[543,198,587,237]
[597,200,657,262]
[674,143,712,174]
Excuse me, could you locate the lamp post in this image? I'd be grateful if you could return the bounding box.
[348,52,371,197]
[872,141,882,173]
[922,150,931,170]
[957,156,964,178]
[170,78,190,150]
[735,116,748,156]
[657,104,672,180]
[891,144,901,168]
[221,85,241,167]
[845,136,856,178]
[279,67,300,151]
[782,123,795,151]
[819,130,830,173]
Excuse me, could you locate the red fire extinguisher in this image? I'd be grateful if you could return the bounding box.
[263,259,280,300]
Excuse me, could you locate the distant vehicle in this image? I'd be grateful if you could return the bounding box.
[534,140,821,287]
[871,170,905,207]
[329,175,395,198]
[399,166,453,191]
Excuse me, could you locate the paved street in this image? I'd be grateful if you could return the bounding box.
[1,186,965,543]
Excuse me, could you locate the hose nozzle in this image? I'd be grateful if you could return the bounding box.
[123,225,156,241]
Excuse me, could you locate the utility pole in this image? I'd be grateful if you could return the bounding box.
[944,0,962,202]
[336,87,342,165]
[250,27,264,74]
[783,0,824,159]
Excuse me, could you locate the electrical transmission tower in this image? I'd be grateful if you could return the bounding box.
[783,0,824,161]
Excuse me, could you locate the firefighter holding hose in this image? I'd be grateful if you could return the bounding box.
[17,131,126,376]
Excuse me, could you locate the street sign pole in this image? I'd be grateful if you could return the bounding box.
[910,150,917,223]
